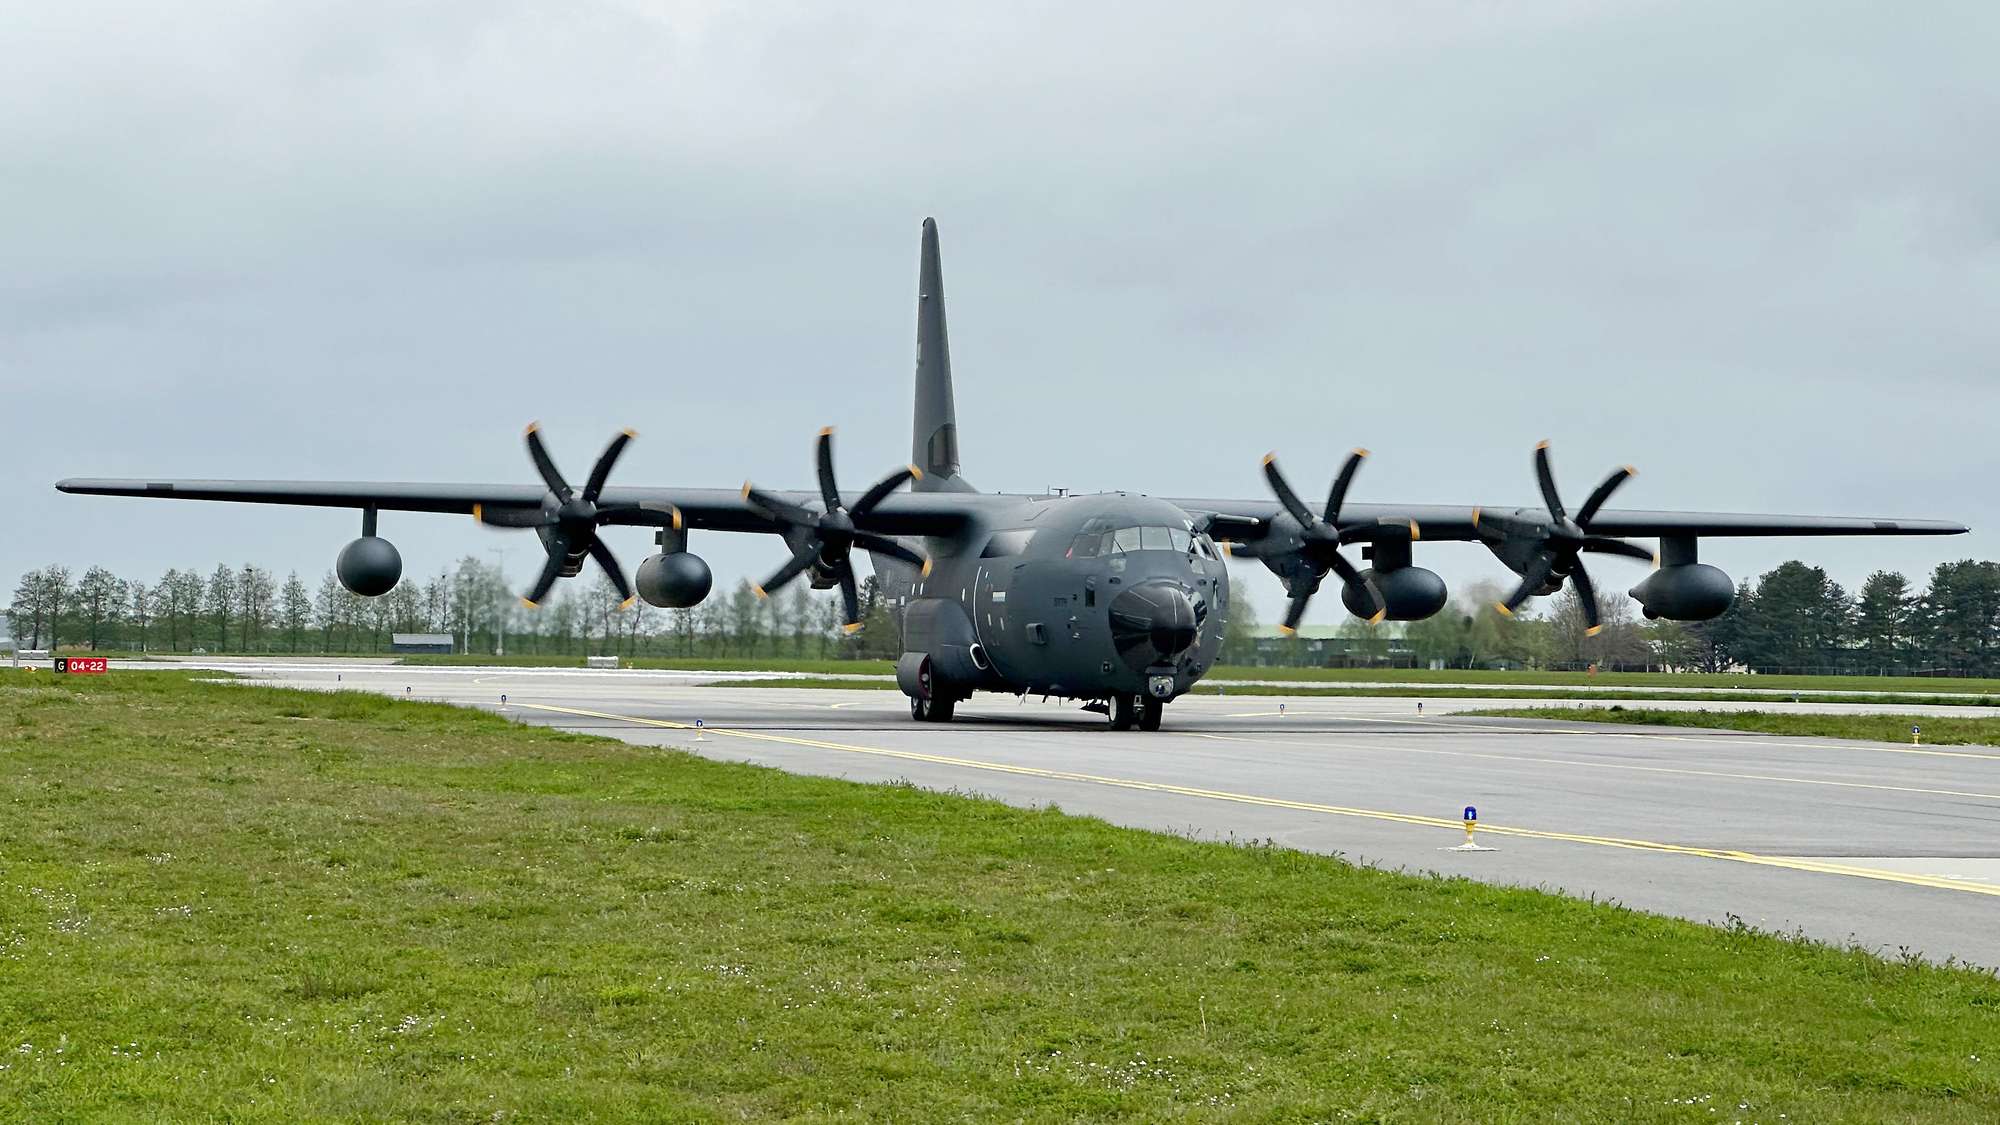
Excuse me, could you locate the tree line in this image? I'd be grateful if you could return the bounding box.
[6,556,895,660]
[10,556,2000,676]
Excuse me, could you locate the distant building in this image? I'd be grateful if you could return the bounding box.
[389,632,454,655]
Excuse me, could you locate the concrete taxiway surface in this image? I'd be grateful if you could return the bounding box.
[198,661,2000,966]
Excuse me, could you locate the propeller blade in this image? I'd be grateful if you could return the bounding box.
[1570,564,1602,634]
[753,546,818,599]
[1323,448,1367,525]
[838,568,861,630]
[581,429,635,504]
[1276,591,1311,634]
[815,427,842,512]
[585,538,634,606]
[741,484,813,525]
[851,466,918,517]
[1327,551,1385,623]
[522,541,568,607]
[1533,441,1566,523]
[1575,465,1635,528]
[474,504,548,528]
[1261,453,1317,528]
[1580,537,1655,562]
[853,532,930,574]
[1497,552,1557,615]
[525,423,572,501]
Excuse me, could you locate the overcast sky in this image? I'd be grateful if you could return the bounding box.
[7,0,1995,624]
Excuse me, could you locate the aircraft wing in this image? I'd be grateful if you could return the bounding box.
[1167,499,1968,543]
[53,478,980,537]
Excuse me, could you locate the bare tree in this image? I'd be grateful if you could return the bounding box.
[128,581,153,652]
[76,566,124,650]
[204,565,236,652]
[279,572,311,652]
[237,565,276,651]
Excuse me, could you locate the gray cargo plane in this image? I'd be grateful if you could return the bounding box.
[59,220,1968,731]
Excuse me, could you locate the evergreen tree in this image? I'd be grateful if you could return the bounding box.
[1853,570,1915,673]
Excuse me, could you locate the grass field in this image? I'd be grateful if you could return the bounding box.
[4,670,2000,1119]
[1467,706,2000,748]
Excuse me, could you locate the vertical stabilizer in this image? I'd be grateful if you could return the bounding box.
[912,218,972,492]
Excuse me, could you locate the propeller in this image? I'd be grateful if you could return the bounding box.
[742,427,932,632]
[1259,448,1385,632]
[1475,440,1655,634]
[476,424,674,608]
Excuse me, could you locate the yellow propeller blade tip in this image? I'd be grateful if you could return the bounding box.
[818,425,835,437]
[1368,609,1387,625]
[1277,624,1296,636]
[842,621,865,634]
[920,558,934,578]
[1261,451,1278,466]
[472,503,483,522]
[1493,602,1513,617]
[1623,464,1638,476]
[671,507,684,531]
[1408,520,1422,541]
[1353,447,1370,458]
[1221,541,1234,556]
[619,596,637,610]
[621,427,638,439]
[1471,506,1482,528]
[751,584,768,600]
[1535,438,1550,450]
[740,481,753,500]
[1585,624,1604,637]
[520,597,539,609]
[908,463,925,481]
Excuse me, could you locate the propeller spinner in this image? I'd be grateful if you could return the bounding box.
[1476,441,1655,634]
[743,427,933,632]
[1260,448,1386,632]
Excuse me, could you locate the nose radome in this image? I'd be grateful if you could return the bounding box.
[1109,582,1198,669]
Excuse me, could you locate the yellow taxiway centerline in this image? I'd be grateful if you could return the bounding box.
[512,701,2000,899]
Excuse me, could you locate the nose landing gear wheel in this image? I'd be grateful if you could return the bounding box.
[1109,693,1138,731]
[910,694,955,723]
[1138,697,1163,731]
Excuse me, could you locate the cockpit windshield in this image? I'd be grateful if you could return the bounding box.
[1068,520,1208,558]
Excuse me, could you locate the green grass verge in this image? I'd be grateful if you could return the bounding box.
[391,654,900,675]
[1464,706,2000,747]
[1207,665,2000,693]
[6,671,2000,1119]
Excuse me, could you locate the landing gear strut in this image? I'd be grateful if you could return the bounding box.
[910,694,955,723]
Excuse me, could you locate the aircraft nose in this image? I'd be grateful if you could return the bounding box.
[1109,582,1199,668]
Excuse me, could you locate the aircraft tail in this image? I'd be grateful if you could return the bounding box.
[912,218,972,492]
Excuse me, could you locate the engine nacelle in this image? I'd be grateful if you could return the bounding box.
[635,552,713,608]
[336,536,402,597]
[1630,563,1734,621]
[1343,566,1447,622]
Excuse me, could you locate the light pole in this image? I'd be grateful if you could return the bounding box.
[487,547,506,657]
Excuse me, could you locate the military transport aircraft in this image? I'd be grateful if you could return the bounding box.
[59,220,1968,731]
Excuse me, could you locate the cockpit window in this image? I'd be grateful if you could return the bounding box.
[981,529,1038,557]
[1074,523,1203,557]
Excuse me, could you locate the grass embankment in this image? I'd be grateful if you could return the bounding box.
[1467,706,2000,748]
[4,672,2000,1119]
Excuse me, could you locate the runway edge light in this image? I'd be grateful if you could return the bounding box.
[1446,804,1496,853]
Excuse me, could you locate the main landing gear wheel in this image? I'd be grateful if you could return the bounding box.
[1109,694,1138,731]
[1138,697,1163,731]
[910,695,955,723]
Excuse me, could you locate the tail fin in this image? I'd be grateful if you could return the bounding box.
[912,218,972,492]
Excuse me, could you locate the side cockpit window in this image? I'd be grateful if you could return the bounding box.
[981,529,1038,558]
